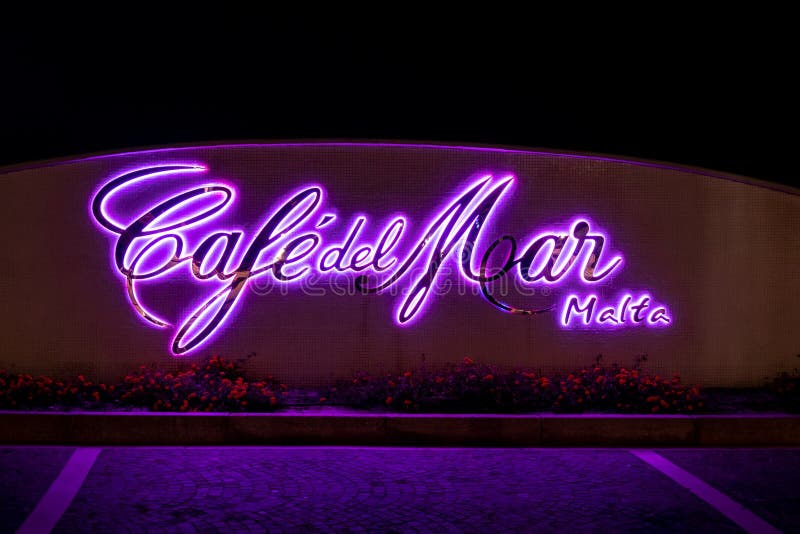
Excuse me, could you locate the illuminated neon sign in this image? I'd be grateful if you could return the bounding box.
[90,164,672,355]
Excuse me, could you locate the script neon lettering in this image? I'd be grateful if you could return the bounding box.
[90,165,672,355]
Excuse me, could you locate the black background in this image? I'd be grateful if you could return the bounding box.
[2,15,796,187]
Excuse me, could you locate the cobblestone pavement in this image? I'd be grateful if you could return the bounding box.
[658,449,800,532]
[3,447,798,533]
[0,447,75,533]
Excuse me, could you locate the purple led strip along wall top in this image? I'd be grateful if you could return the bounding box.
[90,164,672,356]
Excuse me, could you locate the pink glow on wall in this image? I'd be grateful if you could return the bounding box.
[90,164,672,356]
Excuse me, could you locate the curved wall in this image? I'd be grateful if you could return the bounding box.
[1,143,797,386]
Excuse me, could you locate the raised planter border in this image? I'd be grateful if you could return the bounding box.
[2,412,799,446]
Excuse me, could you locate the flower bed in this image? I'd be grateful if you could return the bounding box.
[0,355,287,412]
[9,353,786,415]
[771,370,800,413]
[325,355,704,414]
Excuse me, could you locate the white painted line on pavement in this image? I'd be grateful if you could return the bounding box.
[16,447,101,534]
[630,450,781,534]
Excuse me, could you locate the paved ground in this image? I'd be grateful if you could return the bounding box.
[0,447,75,532]
[2,447,798,533]
[658,449,800,531]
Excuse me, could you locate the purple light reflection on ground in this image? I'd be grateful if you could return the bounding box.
[7,446,788,532]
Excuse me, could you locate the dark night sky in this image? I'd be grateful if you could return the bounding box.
[1,16,797,188]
